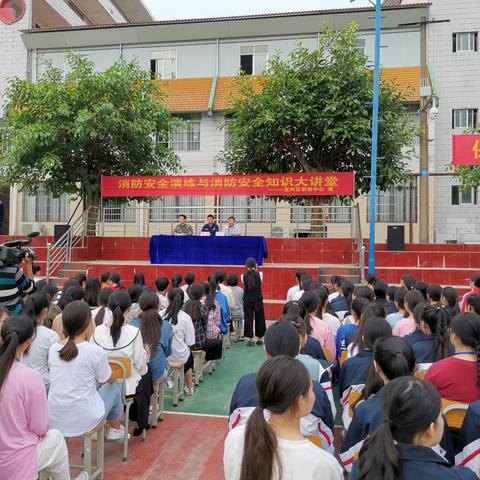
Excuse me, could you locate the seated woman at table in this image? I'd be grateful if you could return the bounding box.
[201,214,219,236]
[173,214,193,236]
[224,216,241,236]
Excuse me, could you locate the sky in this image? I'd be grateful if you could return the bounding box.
[143,0,374,20]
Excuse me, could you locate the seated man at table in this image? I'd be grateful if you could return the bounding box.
[201,214,219,236]
[173,214,193,235]
[224,216,241,237]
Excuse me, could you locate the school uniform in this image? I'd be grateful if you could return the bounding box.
[328,295,349,319]
[413,334,454,364]
[345,330,358,349]
[351,444,476,480]
[404,328,425,347]
[336,324,357,359]
[243,271,266,339]
[338,349,373,397]
[215,290,230,334]
[376,297,396,315]
[301,336,327,362]
[456,401,480,474]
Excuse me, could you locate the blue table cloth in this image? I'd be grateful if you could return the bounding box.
[149,235,268,266]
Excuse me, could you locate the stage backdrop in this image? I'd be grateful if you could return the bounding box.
[101,172,355,197]
[452,134,480,165]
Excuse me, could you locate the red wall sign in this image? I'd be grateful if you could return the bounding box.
[101,172,355,198]
[452,134,480,166]
[0,0,26,25]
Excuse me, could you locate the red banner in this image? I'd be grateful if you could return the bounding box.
[452,134,480,165]
[101,172,355,198]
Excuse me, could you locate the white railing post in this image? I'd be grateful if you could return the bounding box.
[46,242,51,282]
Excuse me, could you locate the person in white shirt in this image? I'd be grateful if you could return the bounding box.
[162,288,196,395]
[224,216,241,236]
[314,287,341,337]
[224,356,343,480]
[292,275,313,302]
[154,277,169,310]
[216,270,236,309]
[21,292,59,389]
[91,287,113,325]
[286,270,306,302]
[91,290,149,435]
[48,300,125,440]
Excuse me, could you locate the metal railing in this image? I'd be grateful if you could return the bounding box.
[46,206,99,280]
[96,204,356,239]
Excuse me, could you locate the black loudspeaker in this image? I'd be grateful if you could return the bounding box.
[387,225,405,251]
[54,224,70,243]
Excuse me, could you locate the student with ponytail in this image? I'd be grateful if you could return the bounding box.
[352,377,475,480]
[465,294,480,315]
[52,285,88,340]
[414,304,453,364]
[48,300,125,441]
[91,287,113,326]
[163,288,195,394]
[224,356,343,480]
[21,292,59,389]
[442,286,460,318]
[0,315,88,480]
[426,312,480,403]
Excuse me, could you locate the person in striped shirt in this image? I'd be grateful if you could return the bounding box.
[0,255,35,314]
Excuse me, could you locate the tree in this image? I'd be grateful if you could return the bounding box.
[448,125,480,189]
[0,54,181,209]
[220,24,416,204]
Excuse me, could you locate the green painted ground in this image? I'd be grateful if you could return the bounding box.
[164,340,266,416]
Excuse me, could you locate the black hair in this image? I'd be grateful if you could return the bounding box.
[404,290,424,314]
[171,273,183,288]
[401,275,416,290]
[354,285,375,302]
[207,214,214,219]
[244,258,260,291]
[72,273,87,286]
[467,294,480,315]
[128,283,143,304]
[164,288,185,326]
[264,321,300,358]
[43,284,58,301]
[393,288,408,311]
[22,292,50,329]
[84,276,101,307]
[109,272,121,285]
[94,287,113,326]
[240,356,310,480]
[300,275,313,291]
[138,291,163,357]
[364,273,377,286]
[386,285,398,303]
[184,283,206,327]
[282,301,307,319]
[133,272,146,286]
[0,315,35,396]
[228,216,235,221]
[155,277,169,293]
[442,287,460,316]
[362,301,387,321]
[227,273,239,287]
[100,271,111,283]
[35,279,47,291]
[340,280,354,311]
[426,284,442,304]
[358,377,441,480]
[300,291,320,335]
[413,282,428,301]
[57,279,81,310]
[333,276,344,288]
[185,272,195,286]
[471,274,480,289]
[373,280,388,300]
[179,214,187,220]
[215,270,227,283]
[450,312,480,385]
[295,270,306,282]
[312,287,329,320]
[412,302,428,326]
[32,265,41,275]
[59,300,92,361]
[351,297,370,321]
[107,290,131,346]
[279,314,307,340]
[203,281,217,313]
[59,285,85,310]
[352,315,391,353]
[419,305,451,361]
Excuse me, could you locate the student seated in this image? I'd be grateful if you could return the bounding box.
[182,272,195,294]
[351,377,476,480]
[124,283,143,323]
[287,270,306,302]
[393,290,424,337]
[208,274,230,335]
[227,273,245,339]
[154,276,169,310]
[338,317,392,402]
[301,291,336,362]
[456,400,480,474]
[52,285,88,340]
[314,286,341,337]
[91,287,113,326]
[48,301,125,440]
[162,288,195,395]
[229,321,334,452]
[441,287,460,319]
[0,315,88,480]
[426,312,480,403]
[404,301,428,347]
[414,304,453,365]
[427,284,443,306]
[224,356,343,480]
[328,281,353,320]
[465,294,480,316]
[385,287,407,328]
[91,290,150,435]
[400,274,417,291]
[130,291,173,382]
[202,281,221,339]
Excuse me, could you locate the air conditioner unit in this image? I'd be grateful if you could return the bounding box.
[271,226,290,238]
[21,223,46,235]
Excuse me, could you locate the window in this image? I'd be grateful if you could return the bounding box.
[219,196,276,223]
[291,198,352,224]
[150,50,177,80]
[149,196,205,222]
[22,185,69,223]
[169,113,201,151]
[451,186,478,205]
[453,32,478,52]
[103,200,136,223]
[452,109,478,129]
[356,38,366,56]
[240,45,268,75]
[366,181,418,223]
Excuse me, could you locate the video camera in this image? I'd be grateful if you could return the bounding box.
[0,232,39,267]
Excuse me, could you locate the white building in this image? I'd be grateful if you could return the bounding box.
[6,3,432,240]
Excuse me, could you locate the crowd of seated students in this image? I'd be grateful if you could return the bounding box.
[224,270,480,479]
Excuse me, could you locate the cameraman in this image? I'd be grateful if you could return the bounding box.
[0,254,35,314]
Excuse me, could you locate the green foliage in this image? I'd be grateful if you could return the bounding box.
[220,24,416,200]
[447,125,480,190]
[0,53,181,205]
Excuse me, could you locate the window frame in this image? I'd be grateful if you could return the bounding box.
[150,49,177,80]
[22,185,69,223]
[453,32,478,52]
[451,185,478,206]
[452,108,478,129]
[239,44,269,75]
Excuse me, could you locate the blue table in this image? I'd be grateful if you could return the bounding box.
[149,235,268,266]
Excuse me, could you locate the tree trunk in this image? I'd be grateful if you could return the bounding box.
[309,196,331,238]
[84,190,100,236]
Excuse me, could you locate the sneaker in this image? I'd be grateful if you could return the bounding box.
[74,472,90,480]
[184,386,194,396]
[106,425,130,441]
[165,377,174,389]
[256,339,264,346]
[247,340,255,347]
